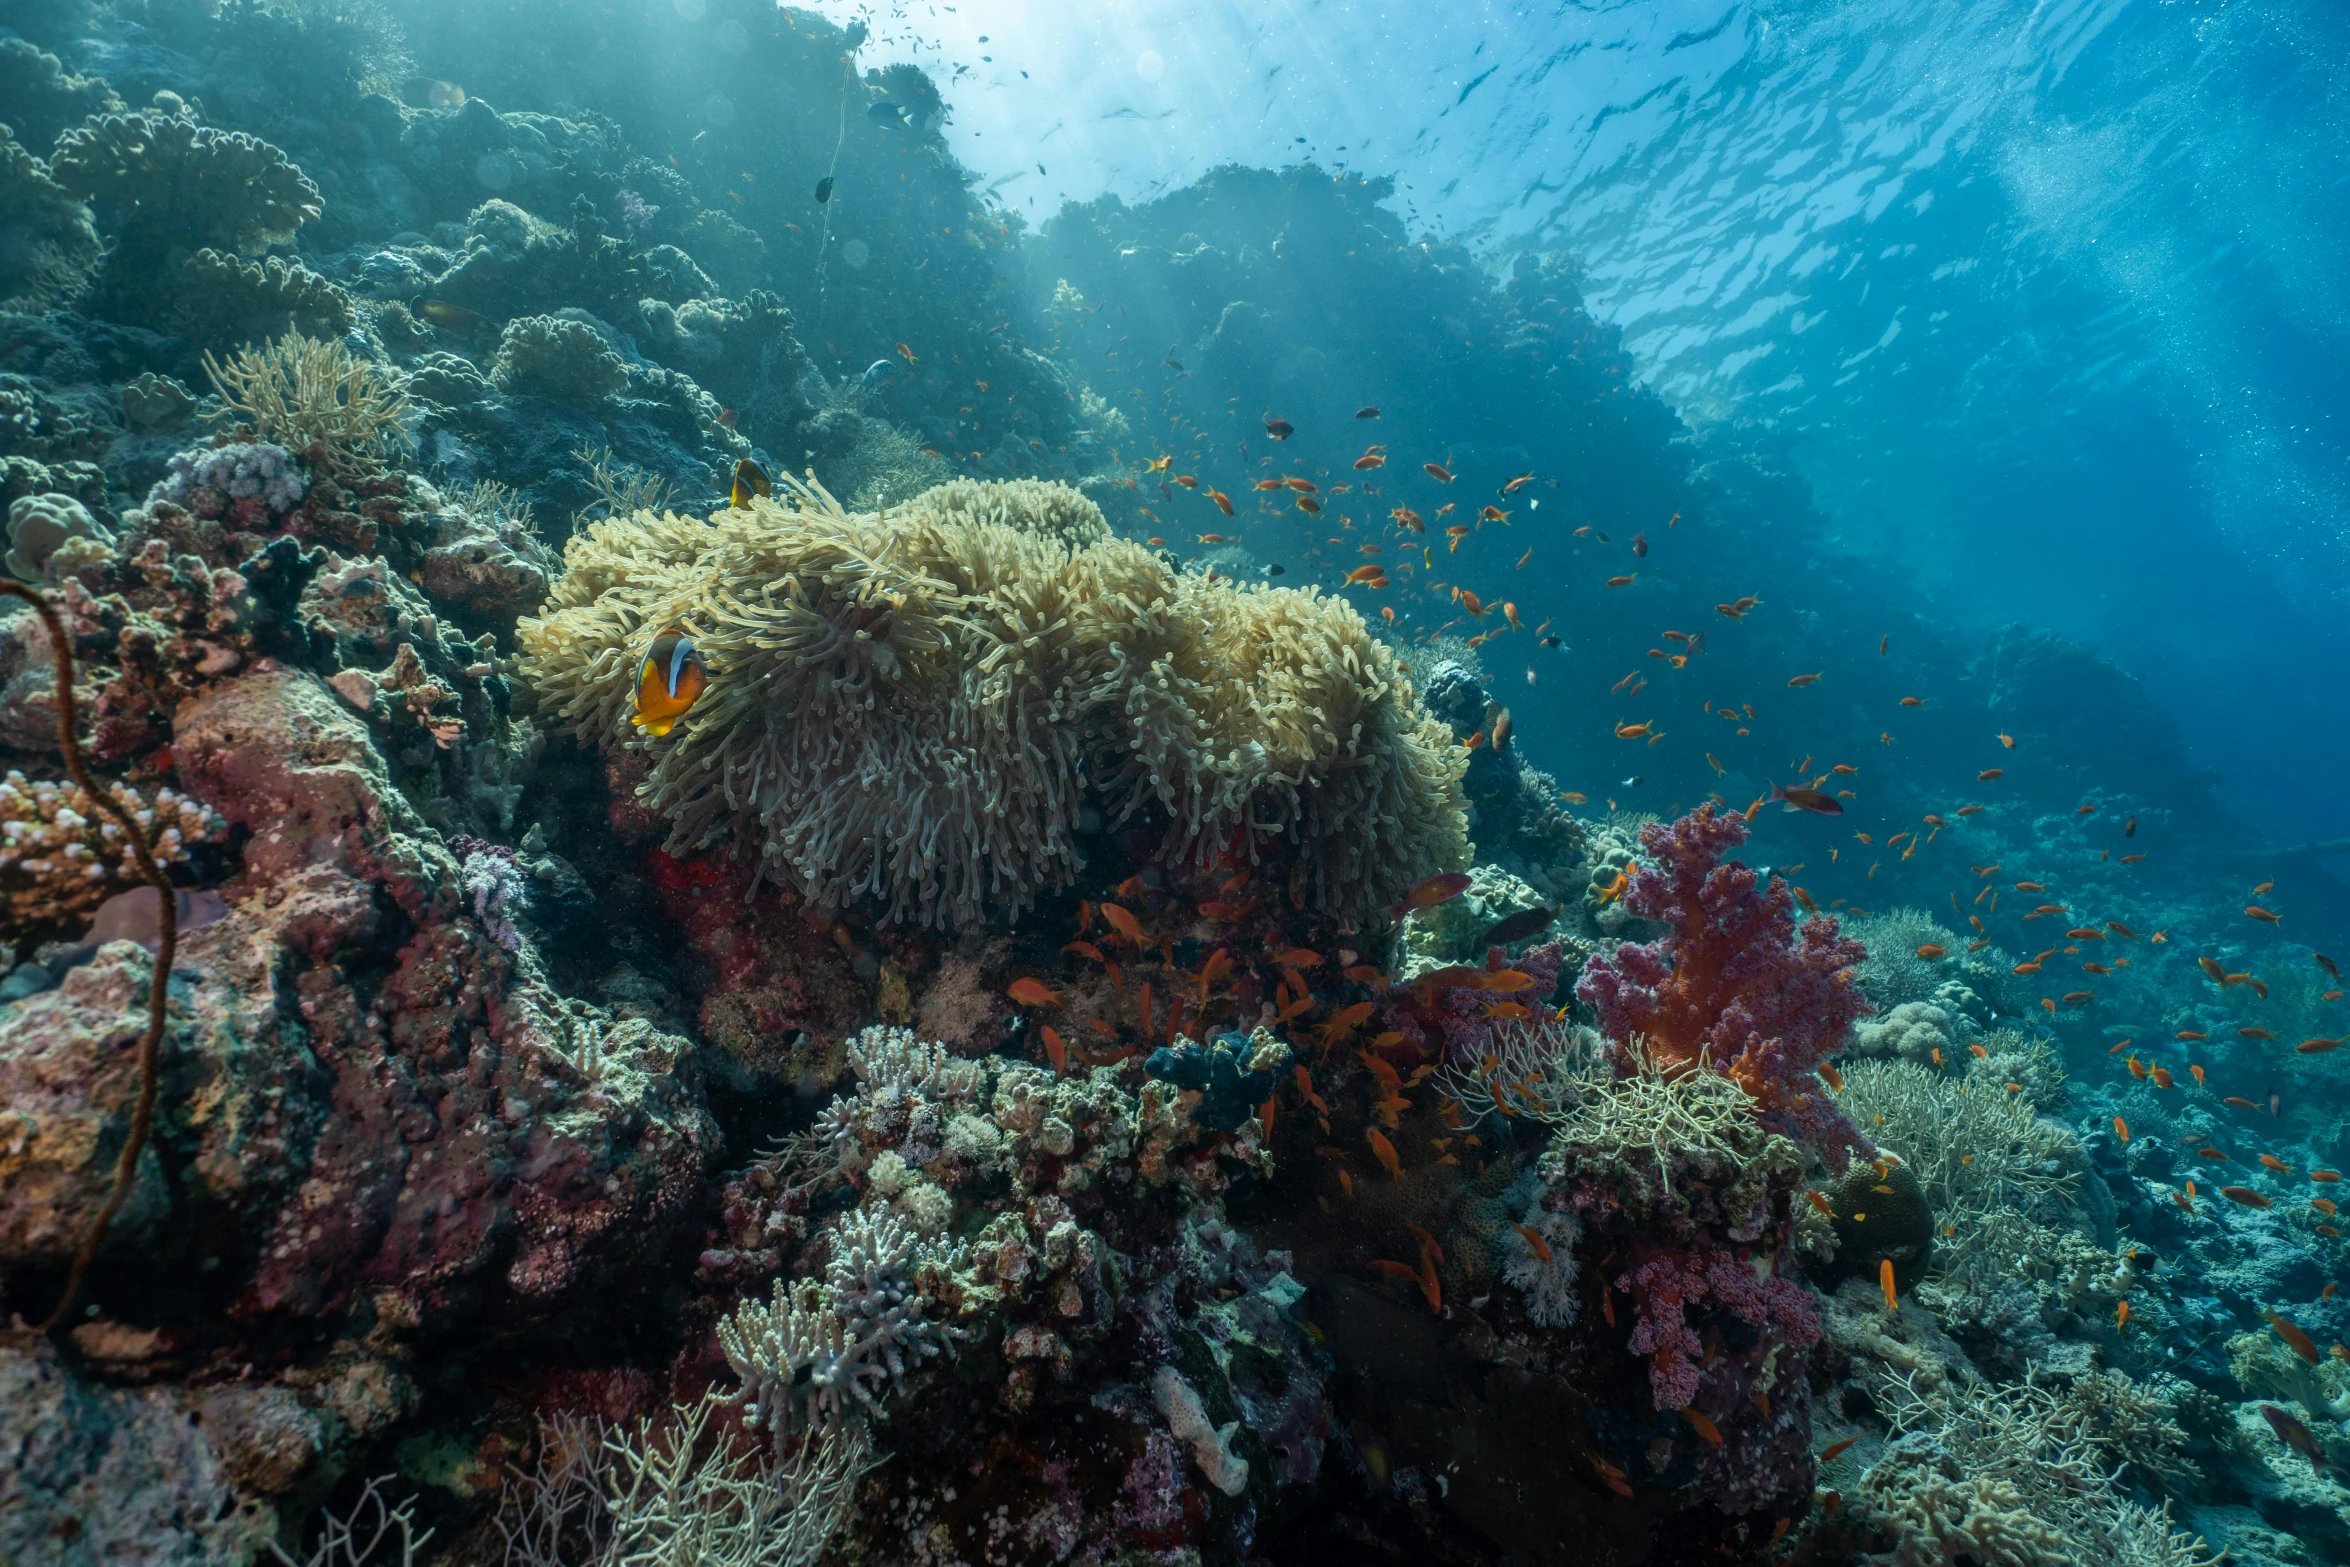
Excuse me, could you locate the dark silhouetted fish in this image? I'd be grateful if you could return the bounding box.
[815,176,834,203]
[1479,905,1558,948]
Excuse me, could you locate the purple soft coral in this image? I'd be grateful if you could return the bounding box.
[1381,940,1567,1061]
[1618,1245,1821,1412]
[1576,804,1873,1170]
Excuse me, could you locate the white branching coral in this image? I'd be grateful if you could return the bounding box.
[516,475,1467,926]
[1833,1058,2079,1273]
[1501,1199,1583,1328]
[0,770,223,926]
[1432,1017,1586,1124]
[715,1206,957,1440]
[1857,1370,2219,1567]
[493,1399,867,1567]
[849,1023,983,1100]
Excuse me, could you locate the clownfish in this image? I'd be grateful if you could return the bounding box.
[633,627,707,736]
[730,457,772,509]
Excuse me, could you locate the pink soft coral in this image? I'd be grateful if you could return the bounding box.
[1618,1245,1821,1412]
[1381,939,1566,1062]
[1576,804,1873,1170]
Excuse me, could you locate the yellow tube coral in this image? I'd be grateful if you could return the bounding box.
[517,475,1467,926]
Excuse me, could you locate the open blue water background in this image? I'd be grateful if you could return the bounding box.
[828,0,2350,857]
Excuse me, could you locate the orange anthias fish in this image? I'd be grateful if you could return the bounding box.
[2268,1310,2323,1366]
[1424,461,1454,482]
[2114,1116,2131,1142]
[1879,1257,1899,1313]
[1343,565,1389,587]
[2220,1186,2272,1209]
[1208,488,1234,516]
[1681,1408,1725,1446]
[2246,905,2283,924]
[632,627,709,737]
[1006,978,1062,1007]
[1367,1128,1402,1180]
[1386,871,1472,920]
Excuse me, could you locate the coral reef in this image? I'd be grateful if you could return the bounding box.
[519,475,1467,926]
[171,248,355,352]
[5,491,111,582]
[1855,1370,2219,1567]
[1833,1057,2081,1276]
[491,314,629,407]
[0,768,221,926]
[0,125,99,313]
[46,111,321,320]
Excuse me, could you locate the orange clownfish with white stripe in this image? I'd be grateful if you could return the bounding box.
[632,626,708,737]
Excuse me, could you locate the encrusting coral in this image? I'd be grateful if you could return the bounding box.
[491,314,631,407]
[171,248,354,352]
[46,110,321,257]
[519,474,1468,925]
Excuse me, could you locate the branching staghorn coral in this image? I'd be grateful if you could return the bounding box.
[1847,907,1964,1010]
[569,444,675,526]
[518,476,1467,925]
[1832,1058,2078,1274]
[716,1205,959,1439]
[492,1400,868,1567]
[271,1476,431,1567]
[1858,1369,2219,1567]
[204,333,414,483]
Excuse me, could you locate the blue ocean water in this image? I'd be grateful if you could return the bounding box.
[837,0,2350,861]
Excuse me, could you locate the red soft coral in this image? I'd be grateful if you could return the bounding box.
[1576,804,1873,1170]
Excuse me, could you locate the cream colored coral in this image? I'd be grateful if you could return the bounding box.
[0,770,222,926]
[517,475,1467,926]
[1832,1058,2078,1273]
[203,332,413,482]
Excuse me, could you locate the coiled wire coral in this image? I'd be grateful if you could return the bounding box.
[518,475,1467,926]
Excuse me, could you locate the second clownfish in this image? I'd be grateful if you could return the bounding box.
[633,627,707,737]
